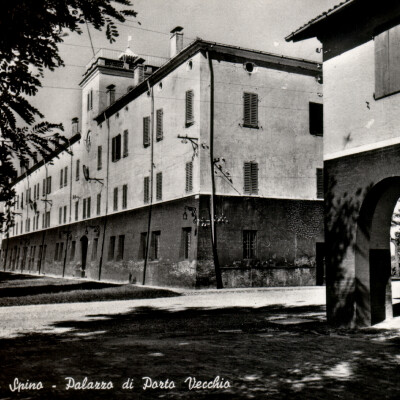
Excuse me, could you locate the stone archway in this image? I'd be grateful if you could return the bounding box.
[355,177,400,326]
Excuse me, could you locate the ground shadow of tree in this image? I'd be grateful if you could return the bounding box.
[1,303,400,399]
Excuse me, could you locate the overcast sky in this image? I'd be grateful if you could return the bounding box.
[32,0,340,133]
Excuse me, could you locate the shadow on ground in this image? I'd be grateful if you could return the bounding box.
[1,302,400,399]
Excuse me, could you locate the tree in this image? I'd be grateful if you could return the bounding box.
[0,0,137,232]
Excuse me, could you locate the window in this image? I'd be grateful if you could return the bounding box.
[108,236,116,260]
[91,238,98,261]
[21,221,23,234]
[309,102,323,136]
[20,193,23,209]
[156,109,163,141]
[140,232,148,259]
[63,205,67,223]
[64,166,68,187]
[87,89,93,111]
[55,243,59,261]
[152,231,161,260]
[123,130,129,157]
[36,214,39,230]
[316,168,324,199]
[42,179,46,196]
[185,161,193,192]
[143,116,150,147]
[34,184,36,201]
[76,160,80,180]
[144,176,150,203]
[83,198,87,219]
[117,235,125,260]
[87,197,91,218]
[111,135,121,162]
[243,92,258,128]
[107,84,115,106]
[97,146,102,170]
[122,185,127,209]
[113,187,118,211]
[243,230,257,259]
[37,183,40,200]
[75,201,79,221]
[183,228,191,259]
[243,162,258,195]
[375,25,400,99]
[59,207,62,224]
[46,176,52,194]
[97,193,101,215]
[60,169,63,188]
[70,241,76,260]
[185,90,194,126]
[46,211,50,228]
[156,172,162,201]
[59,242,64,261]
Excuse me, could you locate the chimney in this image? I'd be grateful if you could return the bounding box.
[71,117,79,135]
[170,26,184,58]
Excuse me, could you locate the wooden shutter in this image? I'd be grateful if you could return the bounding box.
[185,162,193,192]
[75,201,79,221]
[251,162,259,194]
[97,193,101,215]
[123,130,129,157]
[59,208,62,224]
[185,90,194,126]
[389,25,400,95]
[244,162,251,194]
[243,92,258,127]
[122,185,127,209]
[76,160,80,180]
[47,176,51,194]
[42,179,46,196]
[317,168,324,199]
[64,166,68,187]
[114,187,118,211]
[309,102,323,136]
[63,206,67,223]
[156,172,162,200]
[60,169,63,188]
[98,146,102,170]
[87,197,91,218]
[111,137,116,162]
[115,134,121,161]
[144,177,150,203]
[143,117,150,147]
[156,109,163,140]
[83,198,87,219]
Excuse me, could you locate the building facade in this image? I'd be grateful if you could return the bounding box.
[287,0,400,326]
[1,28,324,288]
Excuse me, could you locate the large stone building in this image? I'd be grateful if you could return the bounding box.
[1,28,324,288]
[287,0,400,326]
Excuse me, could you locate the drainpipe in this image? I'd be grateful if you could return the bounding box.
[207,50,223,289]
[98,113,110,281]
[143,81,155,286]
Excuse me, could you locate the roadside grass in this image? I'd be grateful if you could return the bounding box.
[0,272,180,307]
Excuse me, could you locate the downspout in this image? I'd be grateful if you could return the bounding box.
[143,81,154,285]
[98,113,110,281]
[207,50,223,289]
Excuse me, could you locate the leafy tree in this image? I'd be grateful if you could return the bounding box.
[0,0,137,232]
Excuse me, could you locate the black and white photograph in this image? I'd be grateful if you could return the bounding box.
[1,0,400,398]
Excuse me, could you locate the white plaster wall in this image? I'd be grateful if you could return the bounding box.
[324,40,400,159]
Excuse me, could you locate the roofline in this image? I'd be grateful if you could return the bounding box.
[285,0,355,42]
[94,39,319,124]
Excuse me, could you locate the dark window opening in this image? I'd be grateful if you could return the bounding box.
[243,230,257,259]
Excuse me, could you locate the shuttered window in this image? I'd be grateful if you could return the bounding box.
[185,161,193,192]
[316,168,324,199]
[64,166,68,187]
[76,159,80,180]
[243,92,258,128]
[156,172,162,200]
[156,109,163,141]
[185,90,194,126]
[113,187,118,211]
[75,201,79,221]
[83,198,87,219]
[144,177,150,203]
[63,205,67,223]
[123,130,129,157]
[309,102,323,136]
[111,136,121,162]
[97,193,101,215]
[143,116,150,147]
[87,197,91,218]
[375,25,400,99]
[59,207,62,224]
[42,179,46,196]
[97,146,102,170]
[46,176,51,194]
[60,169,63,188]
[243,162,258,195]
[122,184,127,209]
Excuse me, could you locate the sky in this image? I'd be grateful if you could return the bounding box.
[32,0,340,134]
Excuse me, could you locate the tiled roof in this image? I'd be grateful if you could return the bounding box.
[285,0,355,41]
